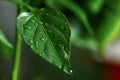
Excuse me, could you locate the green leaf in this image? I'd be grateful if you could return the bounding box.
[55,0,94,36]
[92,0,120,53]
[86,0,105,14]
[0,29,13,59]
[17,7,72,74]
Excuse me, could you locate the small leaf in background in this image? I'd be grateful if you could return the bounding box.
[0,29,13,59]
[86,0,105,14]
[92,0,120,53]
[17,7,72,74]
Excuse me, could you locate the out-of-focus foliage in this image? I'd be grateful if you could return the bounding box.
[0,29,13,59]
[55,0,120,56]
[43,0,120,56]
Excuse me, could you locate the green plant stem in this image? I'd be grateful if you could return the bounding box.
[7,0,37,12]
[12,32,22,80]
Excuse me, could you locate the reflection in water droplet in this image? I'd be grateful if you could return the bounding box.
[57,12,60,14]
[23,36,25,38]
[28,27,30,29]
[30,40,33,43]
[59,66,61,69]
[41,37,47,41]
[62,64,73,75]
[58,44,64,49]
[42,38,45,41]
[36,42,38,44]
[32,20,35,22]
[21,12,28,17]
[39,54,42,56]
[40,22,43,25]
[70,69,73,73]
[35,42,38,47]
[31,45,33,48]
[64,52,68,59]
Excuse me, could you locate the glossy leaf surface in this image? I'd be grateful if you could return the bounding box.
[17,7,72,74]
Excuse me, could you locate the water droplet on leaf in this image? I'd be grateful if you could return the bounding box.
[35,42,39,46]
[39,54,42,56]
[58,66,61,69]
[40,22,43,25]
[23,36,25,38]
[70,69,73,73]
[42,38,45,41]
[30,40,33,43]
[57,12,60,14]
[32,20,35,22]
[28,27,30,29]
[64,22,67,25]
[31,45,33,48]
[36,42,38,44]
[62,64,73,75]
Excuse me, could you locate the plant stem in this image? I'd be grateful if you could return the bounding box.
[12,32,22,80]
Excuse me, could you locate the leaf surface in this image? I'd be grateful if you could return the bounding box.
[17,7,72,74]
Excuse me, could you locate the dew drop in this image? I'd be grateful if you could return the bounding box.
[30,40,33,43]
[39,54,42,56]
[21,12,28,17]
[31,45,33,48]
[32,20,35,23]
[36,42,38,44]
[42,38,45,41]
[59,66,61,69]
[62,64,73,75]
[64,52,68,58]
[57,12,60,14]
[64,22,67,25]
[70,69,73,73]
[58,44,64,49]
[23,36,25,38]
[28,27,30,29]
[40,22,43,25]
[35,42,39,46]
